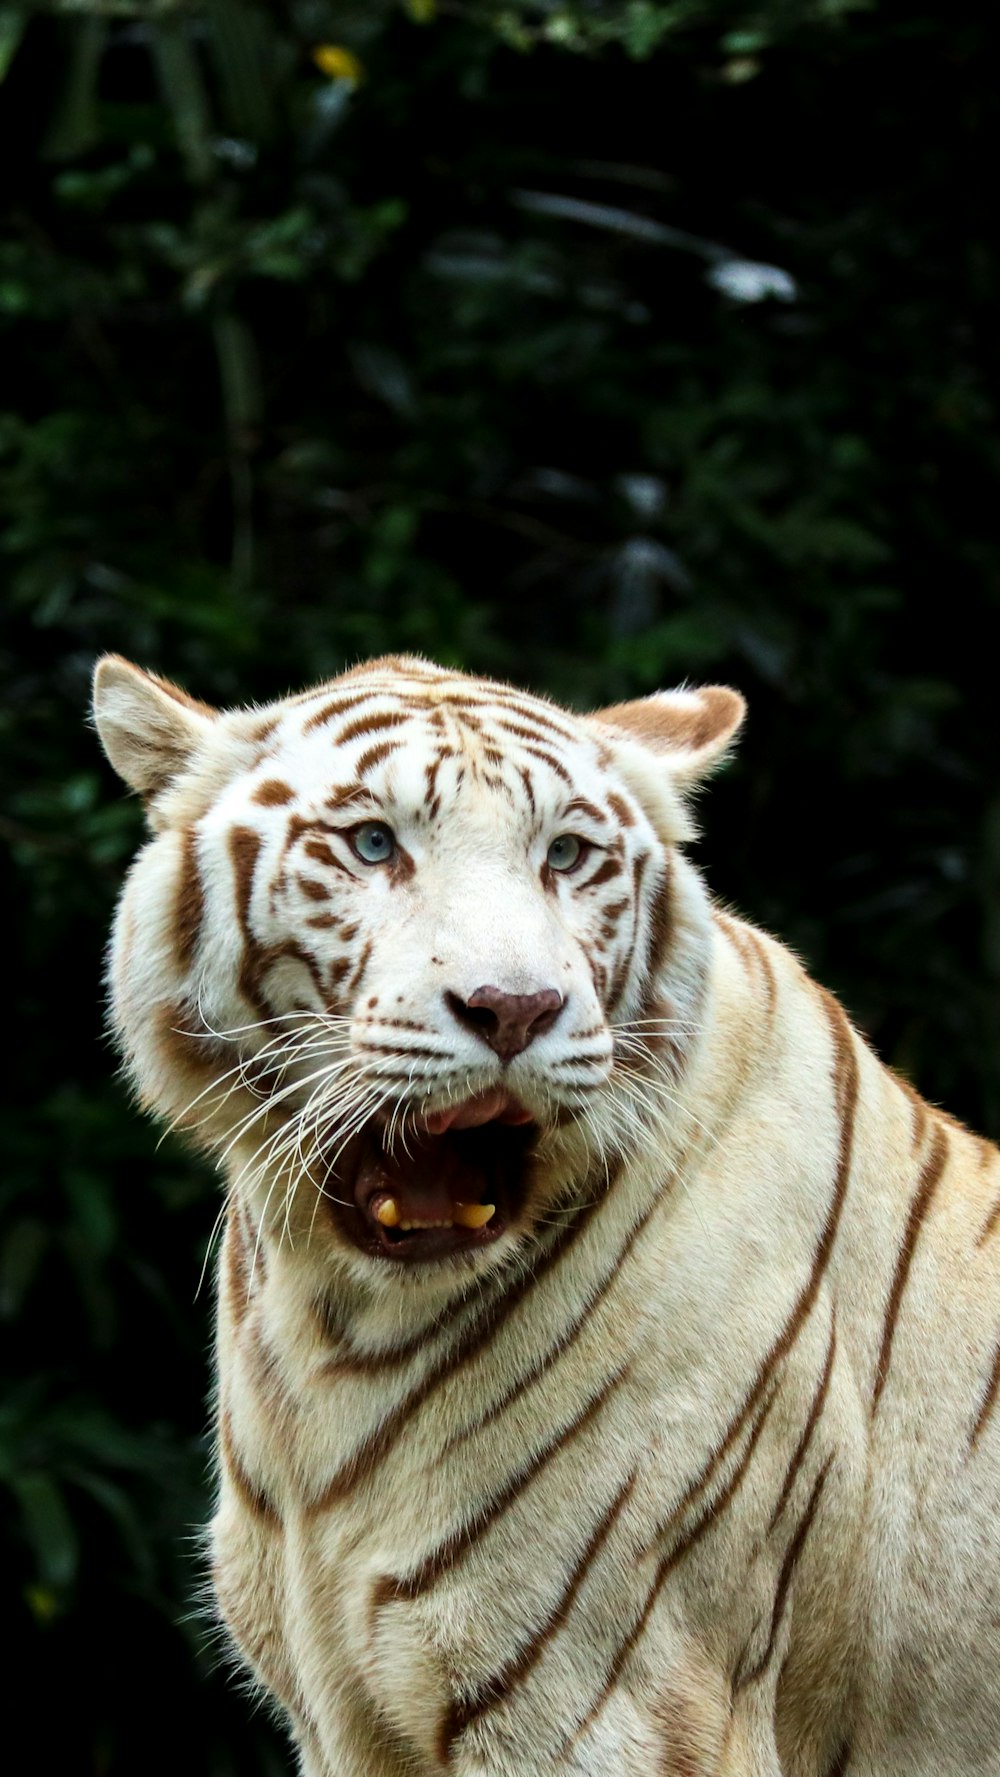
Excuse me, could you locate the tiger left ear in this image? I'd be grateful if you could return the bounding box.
[92,654,219,800]
[589,686,746,785]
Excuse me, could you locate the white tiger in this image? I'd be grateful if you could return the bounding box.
[93,650,1000,1777]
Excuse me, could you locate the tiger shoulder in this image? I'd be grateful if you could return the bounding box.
[93,650,1000,1777]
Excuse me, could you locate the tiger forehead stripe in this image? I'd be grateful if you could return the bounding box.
[563,796,606,825]
[333,709,411,747]
[523,744,574,787]
[355,739,403,778]
[302,692,375,732]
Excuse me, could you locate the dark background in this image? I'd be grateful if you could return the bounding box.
[2,1,997,1769]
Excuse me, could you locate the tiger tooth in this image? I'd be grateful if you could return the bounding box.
[375,1197,400,1227]
[453,1202,496,1230]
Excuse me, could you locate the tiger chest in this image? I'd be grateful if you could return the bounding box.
[216,1284,759,1777]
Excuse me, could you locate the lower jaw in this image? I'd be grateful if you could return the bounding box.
[370,1213,510,1264]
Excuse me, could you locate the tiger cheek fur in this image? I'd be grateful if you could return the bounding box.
[94,652,1000,1777]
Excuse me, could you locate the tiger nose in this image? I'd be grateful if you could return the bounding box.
[445,986,565,1062]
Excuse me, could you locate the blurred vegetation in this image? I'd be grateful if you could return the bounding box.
[2,0,998,1769]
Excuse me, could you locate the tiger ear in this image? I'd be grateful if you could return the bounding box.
[92,654,219,799]
[589,686,746,785]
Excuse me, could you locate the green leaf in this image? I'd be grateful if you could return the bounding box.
[42,16,108,161]
[11,1473,79,1593]
[0,7,27,85]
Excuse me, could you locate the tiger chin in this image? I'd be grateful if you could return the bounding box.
[94,651,1000,1777]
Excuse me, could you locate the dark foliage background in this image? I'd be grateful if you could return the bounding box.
[2,0,997,1769]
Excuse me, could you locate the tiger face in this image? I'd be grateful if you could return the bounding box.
[94,654,743,1281]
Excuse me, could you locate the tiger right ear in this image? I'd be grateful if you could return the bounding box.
[590,685,746,786]
[92,655,219,800]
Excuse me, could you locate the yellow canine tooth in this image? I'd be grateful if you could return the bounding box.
[452,1201,496,1230]
[375,1196,400,1227]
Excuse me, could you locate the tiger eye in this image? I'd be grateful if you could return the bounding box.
[350,821,396,865]
[546,833,584,872]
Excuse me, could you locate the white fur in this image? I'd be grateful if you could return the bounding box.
[94,655,1000,1777]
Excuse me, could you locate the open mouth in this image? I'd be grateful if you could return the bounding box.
[342,1090,537,1264]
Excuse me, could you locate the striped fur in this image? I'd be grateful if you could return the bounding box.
[94,653,1000,1777]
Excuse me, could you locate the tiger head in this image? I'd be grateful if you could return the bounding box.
[93,654,743,1286]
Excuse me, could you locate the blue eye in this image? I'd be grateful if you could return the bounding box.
[547,833,584,873]
[350,821,396,865]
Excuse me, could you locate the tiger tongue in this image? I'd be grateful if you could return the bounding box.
[423,1091,533,1135]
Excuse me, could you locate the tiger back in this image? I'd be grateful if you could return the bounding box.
[93,651,1000,1777]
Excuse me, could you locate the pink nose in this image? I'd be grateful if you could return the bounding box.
[445,985,564,1062]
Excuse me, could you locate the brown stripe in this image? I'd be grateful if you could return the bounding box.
[585,856,623,890]
[334,710,409,746]
[734,1455,832,1691]
[445,1184,665,1452]
[224,1209,252,1326]
[871,1121,949,1412]
[382,1364,627,1606]
[219,1408,279,1524]
[311,1160,624,1491]
[425,752,447,804]
[523,744,573,786]
[229,825,267,1014]
[174,826,205,970]
[296,876,330,902]
[715,914,777,1020]
[564,797,606,826]
[769,1317,836,1530]
[741,925,777,1019]
[357,1041,448,1062]
[325,784,380,813]
[304,837,338,868]
[355,739,402,778]
[518,765,537,816]
[644,858,673,979]
[660,1382,780,1573]
[569,1385,779,1750]
[302,693,369,733]
[445,1466,639,1752]
[493,716,565,748]
[606,791,635,827]
[659,991,857,1529]
[153,1004,229,1096]
[715,910,752,968]
[906,1085,929,1155]
[824,1742,852,1777]
[230,825,329,1010]
[345,936,373,996]
[483,696,578,742]
[969,1338,1000,1452]
[251,778,294,806]
[605,871,640,1017]
[230,825,262,937]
